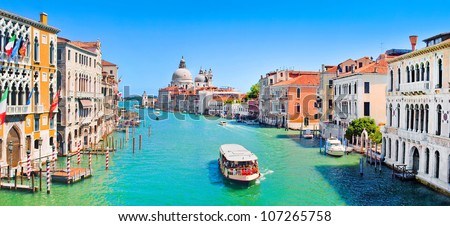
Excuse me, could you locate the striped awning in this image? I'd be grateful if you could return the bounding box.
[79,99,93,108]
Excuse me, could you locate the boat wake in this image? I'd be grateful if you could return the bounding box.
[255,169,274,185]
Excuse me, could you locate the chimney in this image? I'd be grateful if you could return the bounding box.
[409,35,418,51]
[40,12,48,25]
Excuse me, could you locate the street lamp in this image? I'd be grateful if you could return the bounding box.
[8,141,13,183]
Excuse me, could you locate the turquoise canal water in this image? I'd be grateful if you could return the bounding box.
[1,109,450,206]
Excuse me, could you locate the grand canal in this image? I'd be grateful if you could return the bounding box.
[1,109,449,206]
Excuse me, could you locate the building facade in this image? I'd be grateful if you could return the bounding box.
[101,60,119,137]
[270,72,320,129]
[56,38,103,155]
[332,56,387,128]
[383,34,450,194]
[0,10,59,169]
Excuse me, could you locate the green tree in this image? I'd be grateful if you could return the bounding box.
[247,83,260,99]
[369,126,382,144]
[345,118,379,142]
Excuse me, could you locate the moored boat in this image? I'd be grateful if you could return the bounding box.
[219,121,227,126]
[218,144,260,184]
[303,129,313,139]
[325,137,345,157]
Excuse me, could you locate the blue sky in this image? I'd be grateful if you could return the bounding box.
[2,0,450,96]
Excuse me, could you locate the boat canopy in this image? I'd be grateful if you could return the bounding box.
[220,144,258,162]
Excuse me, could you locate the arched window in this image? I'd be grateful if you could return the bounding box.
[415,64,420,82]
[389,70,393,91]
[426,62,430,81]
[402,142,406,164]
[406,104,410,130]
[420,105,424,133]
[296,88,300,98]
[34,84,39,105]
[435,151,440,178]
[34,36,39,62]
[395,140,399,162]
[425,104,429,133]
[389,104,393,127]
[49,41,54,64]
[437,59,442,88]
[406,66,410,83]
[296,103,300,113]
[425,148,430,174]
[397,68,401,88]
[436,104,442,136]
[420,63,425,81]
[304,117,309,126]
[397,104,401,128]
[411,66,415,82]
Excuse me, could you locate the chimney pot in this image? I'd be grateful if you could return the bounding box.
[40,12,48,25]
[409,35,418,51]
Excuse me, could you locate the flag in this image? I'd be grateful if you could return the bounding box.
[10,36,22,59]
[49,89,60,120]
[19,39,28,58]
[0,87,9,125]
[26,88,33,105]
[5,35,16,57]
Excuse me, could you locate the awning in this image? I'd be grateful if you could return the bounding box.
[79,99,93,108]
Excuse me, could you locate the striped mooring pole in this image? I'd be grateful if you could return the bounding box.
[77,143,81,165]
[46,158,51,194]
[26,150,31,180]
[67,155,71,184]
[106,148,109,170]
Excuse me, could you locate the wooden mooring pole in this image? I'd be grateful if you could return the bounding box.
[14,169,18,190]
[132,138,135,153]
[139,135,142,150]
[359,158,364,176]
[31,174,35,193]
[21,166,24,185]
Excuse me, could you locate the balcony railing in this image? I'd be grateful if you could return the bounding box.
[34,105,44,113]
[400,81,430,94]
[397,129,427,142]
[77,92,95,98]
[6,105,31,115]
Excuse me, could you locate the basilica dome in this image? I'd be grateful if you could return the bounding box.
[171,57,192,82]
[195,68,207,82]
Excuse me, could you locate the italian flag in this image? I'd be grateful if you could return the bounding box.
[0,87,9,125]
[5,35,16,57]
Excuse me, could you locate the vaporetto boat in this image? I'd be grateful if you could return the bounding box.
[218,144,260,184]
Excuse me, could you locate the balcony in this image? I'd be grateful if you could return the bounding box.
[397,129,427,142]
[77,92,95,99]
[6,105,31,115]
[34,105,44,113]
[400,81,430,95]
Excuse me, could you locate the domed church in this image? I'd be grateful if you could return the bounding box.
[170,56,194,89]
[170,56,213,89]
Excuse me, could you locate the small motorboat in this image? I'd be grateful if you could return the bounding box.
[219,121,227,126]
[303,129,313,139]
[325,137,345,157]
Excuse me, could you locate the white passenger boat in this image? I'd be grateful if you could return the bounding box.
[219,121,227,126]
[218,144,260,184]
[325,137,345,157]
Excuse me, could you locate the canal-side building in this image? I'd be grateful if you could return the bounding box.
[269,72,320,129]
[383,34,450,194]
[56,38,103,155]
[0,10,60,169]
[101,60,119,137]
[258,70,320,127]
[332,55,388,128]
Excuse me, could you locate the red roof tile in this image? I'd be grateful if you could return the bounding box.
[102,60,117,66]
[272,72,320,87]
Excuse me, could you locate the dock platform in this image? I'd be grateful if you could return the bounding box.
[0,183,38,192]
[52,168,93,184]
